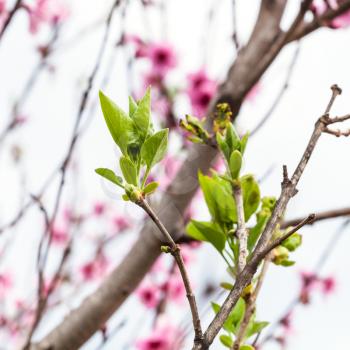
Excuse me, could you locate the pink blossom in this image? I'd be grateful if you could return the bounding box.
[146,42,177,75]
[136,324,182,350]
[0,272,12,297]
[50,226,69,245]
[93,202,106,216]
[123,34,148,58]
[113,216,132,232]
[136,283,160,308]
[187,70,217,117]
[80,254,109,281]
[26,0,69,34]
[0,0,6,13]
[280,311,293,333]
[159,155,181,189]
[163,275,185,304]
[143,71,163,89]
[320,276,336,295]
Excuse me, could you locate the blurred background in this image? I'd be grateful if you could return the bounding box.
[0,0,350,349]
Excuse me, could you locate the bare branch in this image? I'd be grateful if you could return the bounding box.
[136,197,203,345]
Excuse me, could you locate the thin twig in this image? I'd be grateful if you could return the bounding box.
[136,197,203,345]
[0,0,22,43]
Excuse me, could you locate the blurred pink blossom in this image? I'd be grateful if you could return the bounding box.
[0,0,6,13]
[246,83,262,103]
[93,202,106,216]
[0,272,12,297]
[80,254,109,281]
[146,42,177,75]
[320,276,336,295]
[164,275,185,304]
[50,225,69,245]
[187,70,217,117]
[136,282,160,308]
[26,0,69,34]
[113,215,132,232]
[136,323,182,350]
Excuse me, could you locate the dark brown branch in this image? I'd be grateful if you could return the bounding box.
[137,197,203,345]
[0,0,22,43]
[282,207,350,228]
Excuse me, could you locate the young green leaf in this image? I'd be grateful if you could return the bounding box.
[246,321,269,338]
[186,220,226,252]
[143,181,159,195]
[131,87,151,141]
[95,168,124,188]
[240,132,249,155]
[229,150,242,179]
[211,302,221,314]
[128,95,138,117]
[120,157,138,186]
[220,334,233,348]
[241,174,260,221]
[226,123,240,153]
[198,172,237,225]
[216,132,231,161]
[281,232,302,252]
[99,91,134,155]
[239,345,255,350]
[223,297,246,334]
[141,129,169,169]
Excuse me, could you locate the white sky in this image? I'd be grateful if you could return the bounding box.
[0,0,350,349]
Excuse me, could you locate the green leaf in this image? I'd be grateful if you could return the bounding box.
[223,297,246,334]
[198,172,237,225]
[95,168,124,188]
[220,335,233,348]
[246,321,269,338]
[229,150,242,179]
[281,233,302,252]
[132,87,151,141]
[240,345,255,350]
[99,91,134,155]
[186,220,226,252]
[141,129,169,170]
[241,175,260,221]
[143,181,159,195]
[211,302,221,314]
[120,157,138,186]
[240,132,249,155]
[129,95,137,116]
[220,282,234,290]
[226,123,240,153]
[216,132,230,161]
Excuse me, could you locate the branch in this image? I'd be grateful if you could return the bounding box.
[282,206,350,228]
[233,183,248,274]
[0,0,22,43]
[136,197,203,345]
[193,85,346,350]
[289,1,350,42]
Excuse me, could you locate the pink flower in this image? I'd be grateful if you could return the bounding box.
[320,276,336,295]
[146,42,177,75]
[93,202,106,216]
[26,0,69,34]
[187,70,217,117]
[162,275,185,304]
[136,283,160,308]
[0,272,12,297]
[159,155,181,189]
[136,324,182,350]
[80,254,109,281]
[113,216,132,232]
[50,226,69,245]
[0,0,6,14]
